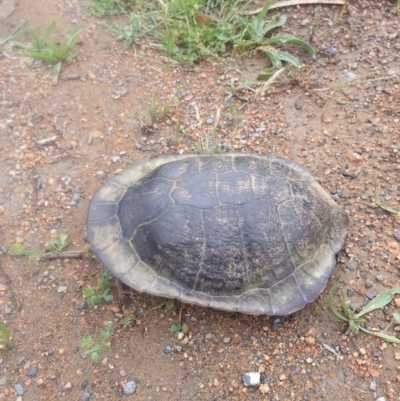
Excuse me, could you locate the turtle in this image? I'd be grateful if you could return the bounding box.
[86,154,348,316]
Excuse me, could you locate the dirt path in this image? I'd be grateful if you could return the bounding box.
[0,0,399,400]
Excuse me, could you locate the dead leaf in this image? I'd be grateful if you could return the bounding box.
[195,14,214,26]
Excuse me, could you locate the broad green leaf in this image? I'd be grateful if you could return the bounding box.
[256,67,276,81]
[355,288,400,318]
[260,49,281,69]
[359,327,400,344]
[104,294,113,302]
[264,35,316,59]
[393,312,400,323]
[274,50,299,67]
[91,352,99,361]
[260,14,287,37]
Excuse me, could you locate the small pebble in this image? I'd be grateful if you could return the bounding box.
[223,337,231,344]
[376,397,387,401]
[370,379,377,392]
[64,382,72,389]
[205,333,213,340]
[57,286,67,293]
[75,301,87,310]
[26,367,38,377]
[95,171,105,179]
[82,391,92,401]
[14,383,24,395]
[163,344,172,354]
[301,18,309,26]
[134,143,143,150]
[111,156,121,163]
[243,372,260,387]
[376,275,384,282]
[123,381,137,395]
[206,117,214,125]
[4,307,11,314]
[324,47,337,57]
[394,233,400,242]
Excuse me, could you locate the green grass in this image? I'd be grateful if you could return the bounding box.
[13,21,82,84]
[100,0,315,81]
[0,323,11,349]
[328,283,400,343]
[10,234,69,260]
[82,272,114,307]
[149,95,175,124]
[10,243,41,260]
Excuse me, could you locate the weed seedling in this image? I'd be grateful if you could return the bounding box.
[82,272,114,307]
[149,96,175,124]
[0,323,11,349]
[170,322,189,338]
[328,283,400,343]
[80,323,113,361]
[47,233,68,253]
[14,21,81,84]
[10,243,40,260]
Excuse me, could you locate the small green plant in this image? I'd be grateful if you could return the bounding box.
[47,234,68,252]
[10,243,40,260]
[113,0,315,81]
[82,272,114,307]
[14,21,81,84]
[86,0,131,17]
[0,323,11,349]
[328,283,400,343]
[170,322,189,338]
[149,96,175,124]
[0,20,27,47]
[117,311,136,329]
[80,323,113,361]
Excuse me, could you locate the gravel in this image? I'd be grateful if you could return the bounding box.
[26,367,38,377]
[163,344,172,354]
[14,383,24,395]
[243,372,260,387]
[123,381,137,395]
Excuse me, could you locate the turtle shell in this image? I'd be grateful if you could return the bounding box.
[87,154,348,315]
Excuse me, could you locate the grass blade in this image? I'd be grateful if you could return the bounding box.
[264,35,316,59]
[327,282,349,323]
[355,288,400,318]
[0,19,28,47]
[359,327,400,344]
